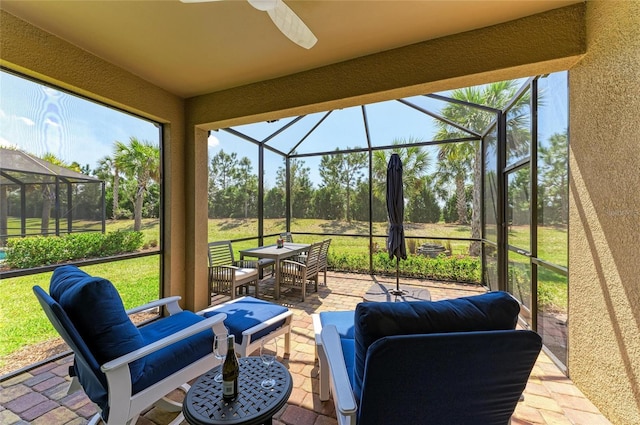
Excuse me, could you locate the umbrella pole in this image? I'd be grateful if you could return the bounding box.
[396,258,400,292]
[390,257,405,296]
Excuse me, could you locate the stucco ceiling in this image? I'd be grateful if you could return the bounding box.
[2,0,581,99]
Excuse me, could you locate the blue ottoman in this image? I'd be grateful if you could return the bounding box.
[201,296,292,357]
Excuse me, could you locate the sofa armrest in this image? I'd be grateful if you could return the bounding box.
[321,325,357,425]
[126,296,183,316]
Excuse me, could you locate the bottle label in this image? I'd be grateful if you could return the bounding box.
[223,380,234,397]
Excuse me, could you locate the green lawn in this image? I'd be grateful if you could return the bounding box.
[207,217,478,257]
[0,217,567,368]
[0,256,160,368]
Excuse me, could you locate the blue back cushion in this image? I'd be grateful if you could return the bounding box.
[353,291,519,401]
[34,285,109,418]
[50,265,146,382]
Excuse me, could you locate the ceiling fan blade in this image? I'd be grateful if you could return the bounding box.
[182,0,317,49]
[261,0,317,49]
[246,0,278,12]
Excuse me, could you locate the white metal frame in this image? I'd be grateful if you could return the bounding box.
[320,325,357,425]
[311,313,331,401]
[72,296,228,425]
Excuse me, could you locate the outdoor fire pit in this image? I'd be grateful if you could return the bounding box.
[416,243,449,258]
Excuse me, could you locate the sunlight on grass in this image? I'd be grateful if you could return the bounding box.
[0,256,159,366]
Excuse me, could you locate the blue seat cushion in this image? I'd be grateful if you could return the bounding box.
[50,265,146,382]
[203,297,289,344]
[319,311,356,340]
[353,291,519,402]
[133,311,213,394]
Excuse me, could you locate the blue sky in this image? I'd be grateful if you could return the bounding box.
[210,73,566,187]
[0,71,160,170]
[1,70,566,186]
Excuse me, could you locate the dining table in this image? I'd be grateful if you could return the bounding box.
[239,242,310,299]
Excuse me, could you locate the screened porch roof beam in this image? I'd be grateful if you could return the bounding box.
[290,135,480,159]
[287,111,333,156]
[397,98,481,138]
[220,128,287,157]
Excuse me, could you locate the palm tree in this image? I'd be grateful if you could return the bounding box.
[538,131,568,224]
[434,80,530,256]
[435,142,474,224]
[96,156,120,219]
[372,138,431,204]
[113,137,160,231]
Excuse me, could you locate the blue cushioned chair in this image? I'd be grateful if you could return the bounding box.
[34,265,228,425]
[200,296,292,357]
[314,292,542,425]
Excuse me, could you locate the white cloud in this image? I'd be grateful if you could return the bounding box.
[42,86,61,97]
[44,118,61,127]
[0,111,35,126]
[17,116,35,126]
[208,133,220,148]
[0,136,17,147]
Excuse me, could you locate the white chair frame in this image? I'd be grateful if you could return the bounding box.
[76,296,228,425]
[312,313,332,401]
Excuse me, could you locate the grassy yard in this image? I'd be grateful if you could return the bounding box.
[0,217,567,369]
[208,217,480,257]
[0,256,160,369]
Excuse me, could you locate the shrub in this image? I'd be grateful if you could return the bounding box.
[328,251,481,284]
[5,231,144,269]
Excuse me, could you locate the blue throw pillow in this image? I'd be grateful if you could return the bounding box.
[50,265,146,382]
[353,291,519,402]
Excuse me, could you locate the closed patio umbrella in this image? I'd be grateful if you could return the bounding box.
[386,153,407,295]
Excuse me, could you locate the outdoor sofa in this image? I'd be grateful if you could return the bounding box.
[313,291,542,425]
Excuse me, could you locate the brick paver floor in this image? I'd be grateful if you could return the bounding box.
[0,272,612,425]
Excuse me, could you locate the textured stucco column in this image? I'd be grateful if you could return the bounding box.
[568,1,640,424]
[183,127,210,312]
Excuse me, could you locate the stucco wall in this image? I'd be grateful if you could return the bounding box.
[186,3,586,129]
[0,10,191,308]
[568,1,640,424]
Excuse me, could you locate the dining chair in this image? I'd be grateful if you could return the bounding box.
[279,240,322,301]
[318,238,331,285]
[279,232,294,243]
[208,240,259,299]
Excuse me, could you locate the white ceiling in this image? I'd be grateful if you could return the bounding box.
[2,0,581,98]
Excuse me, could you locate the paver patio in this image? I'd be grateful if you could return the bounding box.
[0,271,611,425]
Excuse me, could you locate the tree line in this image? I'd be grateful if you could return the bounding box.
[208,81,568,258]
[2,81,568,252]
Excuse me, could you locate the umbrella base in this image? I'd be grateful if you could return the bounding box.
[363,283,432,303]
[388,288,407,296]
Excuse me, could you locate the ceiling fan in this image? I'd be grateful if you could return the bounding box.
[180,0,317,49]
